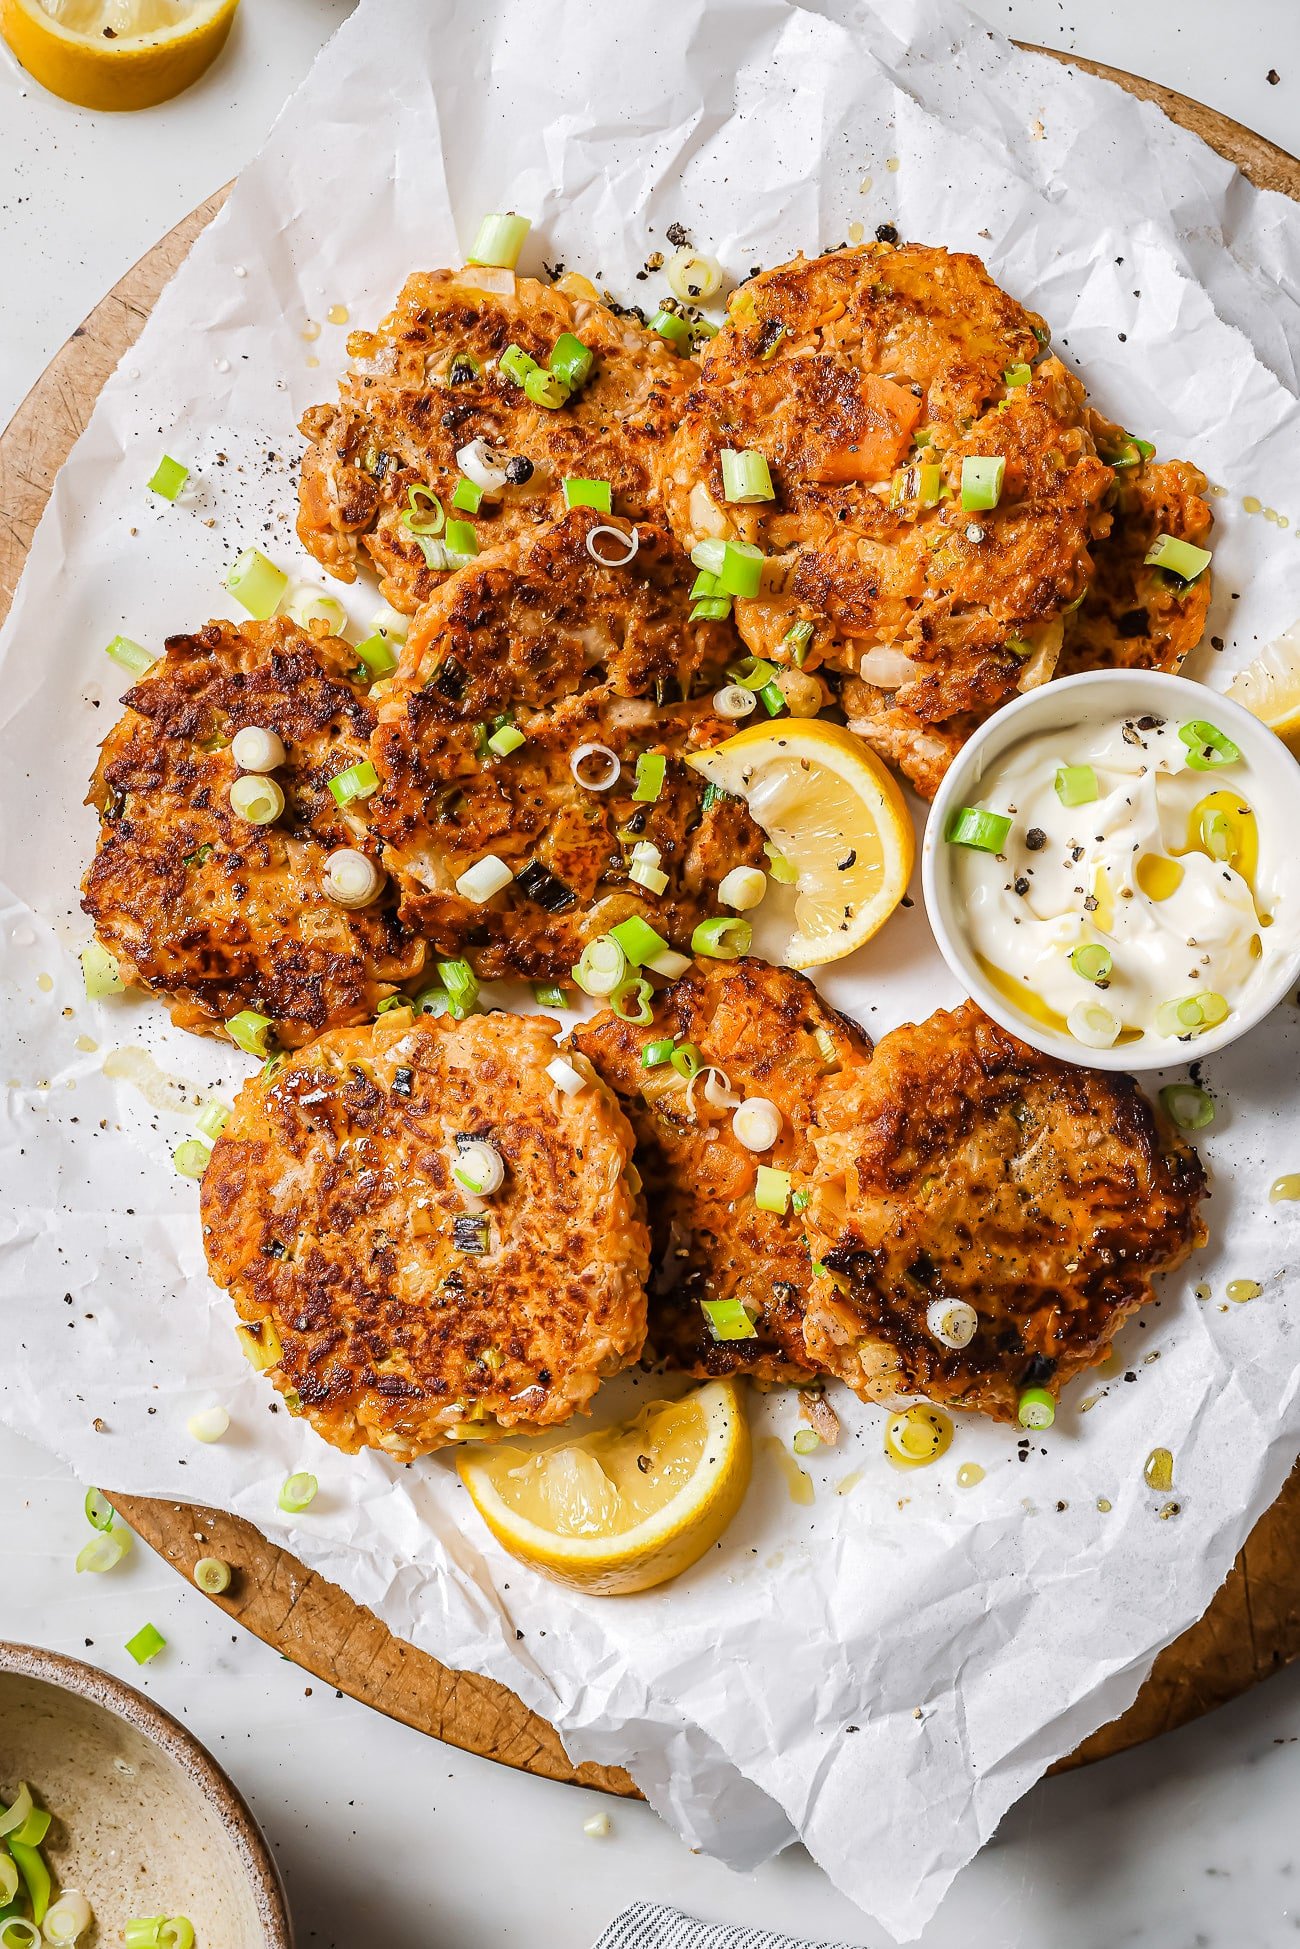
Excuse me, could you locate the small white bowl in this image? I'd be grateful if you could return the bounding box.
[921,668,1300,1071]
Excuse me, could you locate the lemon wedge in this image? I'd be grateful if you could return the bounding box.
[1226,626,1300,754]
[457,1380,751,1595]
[688,719,915,968]
[1,0,239,110]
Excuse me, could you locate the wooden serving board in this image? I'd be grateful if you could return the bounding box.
[2,52,1298,1800]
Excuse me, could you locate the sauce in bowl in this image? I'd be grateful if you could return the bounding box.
[923,673,1300,1069]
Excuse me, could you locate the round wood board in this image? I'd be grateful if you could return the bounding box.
[2,50,1298,1801]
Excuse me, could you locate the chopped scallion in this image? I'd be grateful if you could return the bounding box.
[720,448,775,503]
[124,1623,167,1665]
[148,455,189,501]
[1069,943,1112,983]
[226,1009,274,1058]
[562,477,612,514]
[1003,363,1032,387]
[716,540,764,599]
[438,958,479,1017]
[670,1042,702,1079]
[194,1556,231,1595]
[649,308,692,352]
[84,1487,114,1531]
[533,983,569,1008]
[104,634,154,677]
[499,344,538,386]
[523,368,570,409]
[609,915,669,967]
[328,758,380,806]
[960,456,1005,512]
[1179,720,1240,770]
[549,332,594,389]
[783,619,814,664]
[573,935,629,998]
[610,977,655,1025]
[1055,763,1098,806]
[488,723,525,758]
[691,916,752,960]
[1017,1388,1055,1430]
[443,519,479,559]
[467,211,530,269]
[1159,1082,1215,1130]
[1145,533,1211,581]
[946,806,1011,852]
[172,1140,211,1180]
[632,751,667,802]
[758,679,786,717]
[225,548,287,621]
[354,632,399,680]
[81,939,125,999]
[700,1298,758,1341]
[754,1165,791,1214]
[451,476,485,514]
[277,1471,318,1514]
[641,1037,677,1068]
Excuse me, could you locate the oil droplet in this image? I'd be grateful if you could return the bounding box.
[1265,507,1280,524]
[1159,1501,1181,1520]
[302,320,322,342]
[327,303,349,327]
[885,156,901,172]
[74,1034,98,1053]
[1227,1278,1262,1303]
[1269,1175,1300,1202]
[1135,852,1184,902]
[214,356,231,374]
[1194,1282,1211,1301]
[1143,1446,1174,1492]
[956,1462,985,1488]
[36,972,53,992]
[1098,1348,1123,1376]
[1079,1393,1101,1412]
[1280,515,1291,530]
[858,174,873,194]
[884,1405,954,1470]
[305,356,320,370]
[847,220,865,245]
[761,1436,814,1505]
[836,1469,863,1497]
[1097,1497,1113,1513]
[102,1046,191,1113]
[1243,494,1263,514]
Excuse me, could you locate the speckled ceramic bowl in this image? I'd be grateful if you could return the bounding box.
[0,1644,291,1946]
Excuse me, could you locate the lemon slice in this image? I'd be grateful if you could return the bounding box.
[457,1380,751,1595]
[688,719,915,968]
[1,0,239,111]
[1226,626,1300,754]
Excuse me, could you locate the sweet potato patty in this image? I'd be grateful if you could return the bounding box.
[201,1010,650,1458]
[803,1002,1208,1421]
[572,957,872,1382]
[368,513,765,980]
[298,267,692,612]
[661,242,1114,793]
[82,618,423,1047]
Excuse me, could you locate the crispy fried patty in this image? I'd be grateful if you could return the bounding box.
[1058,424,1213,679]
[369,513,765,980]
[803,1002,1207,1421]
[201,1010,650,1457]
[82,618,423,1047]
[298,268,692,612]
[661,245,1113,757]
[572,957,873,1382]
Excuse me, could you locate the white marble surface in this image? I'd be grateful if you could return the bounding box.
[2,3,1299,1944]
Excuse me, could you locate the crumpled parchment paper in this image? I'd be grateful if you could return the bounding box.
[3,0,1300,1936]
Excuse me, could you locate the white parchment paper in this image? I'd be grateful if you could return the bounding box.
[3,0,1300,1935]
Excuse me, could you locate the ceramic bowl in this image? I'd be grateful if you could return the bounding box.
[0,1643,291,1946]
[921,667,1300,1071]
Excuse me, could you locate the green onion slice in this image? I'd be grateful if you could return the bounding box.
[1002,363,1032,387]
[691,916,752,960]
[226,1009,274,1058]
[451,476,484,514]
[700,1298,758,1342]
[159,1923,196,1949]
[764,844,798,885]
[754,1165,791,1214]
[946,806,1011,852]
[225,548,287,621]
[0,1855,18,1904]
[549,332,594,389]
[81,939,126,999]
[523,368,570,409]
[532,983,569,1008]
[124,1922,166,1949]
[649,308,692,352]
[437,958,479,1017]
[1055,762,1099,806]
[670,1041,702,1079]
[278,1472,318,1514]
[758,679,786,717]
[641,1037,676,1069]
[562,477,612,514]
[610,977,655,1026]
[84,1486,114,1531]
[609,915,669,967]
[573,935,629,998]
[792,1428,821,1455]
[1159,1082,1215,1130]
[328,758,380,806]
[1145,533,1211,580]
[8,1839,49,1927]
[354,632,399,680]
[104,634,154,677]
[488,723,525,758]
[960,456,1005,511]
[1018,1387,1055,1430]
[1,1920,41,1949]
[691,539,727,577]
[194,1556,232,1595]
[499,343,538,386]
[690,597,732,621]
[1110,433,1156,469]
[148,455,189,501]
[172,1139,210,1180]
[1070,943,1112,983]
[716,540,764,599]
[467,211,530,269]
[1198,806,1235,862]
[720,448,775,503]
[1179,720,1240,770]
[632,751,667,802]
[1155,991,1229,1037]
[124,1623,167,1665]
[443,519,479,559]
[783,619,814,664]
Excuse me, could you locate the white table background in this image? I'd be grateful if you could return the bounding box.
[2,3,1299,1944]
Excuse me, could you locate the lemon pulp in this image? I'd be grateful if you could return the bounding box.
[1226,628,1300,753]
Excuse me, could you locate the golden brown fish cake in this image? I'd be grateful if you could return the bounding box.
[1059,427,1213,678]
[803,1002,1208,1423]
[660,244,1113,773]
[368,513,764,980]
[572,957,873,1383]
[201,1009,650,1458]
[82,618,423,1048]
[297,267,692,612]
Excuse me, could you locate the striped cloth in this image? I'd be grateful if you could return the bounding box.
[593,1904,860,1949]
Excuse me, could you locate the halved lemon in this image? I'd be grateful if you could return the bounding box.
[688,719,915,968]
[457,1380,751,1596]
[1,0,239,111]
[1226,627,1300,754]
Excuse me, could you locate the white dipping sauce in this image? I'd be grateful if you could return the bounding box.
[951,711,1292,1054]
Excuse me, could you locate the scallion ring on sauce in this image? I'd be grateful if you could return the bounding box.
[1198,805,1236,861]
[1069,943,1112,984]
[1179,720,1240,770]
[1066,999,1121,1049]
[569,743,621,791]
[946,806,1011,852]
[584,524,639,568]
[1159,1083,1216,1130]
[1155,991,1229,1037]
[610,977,655,1026]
